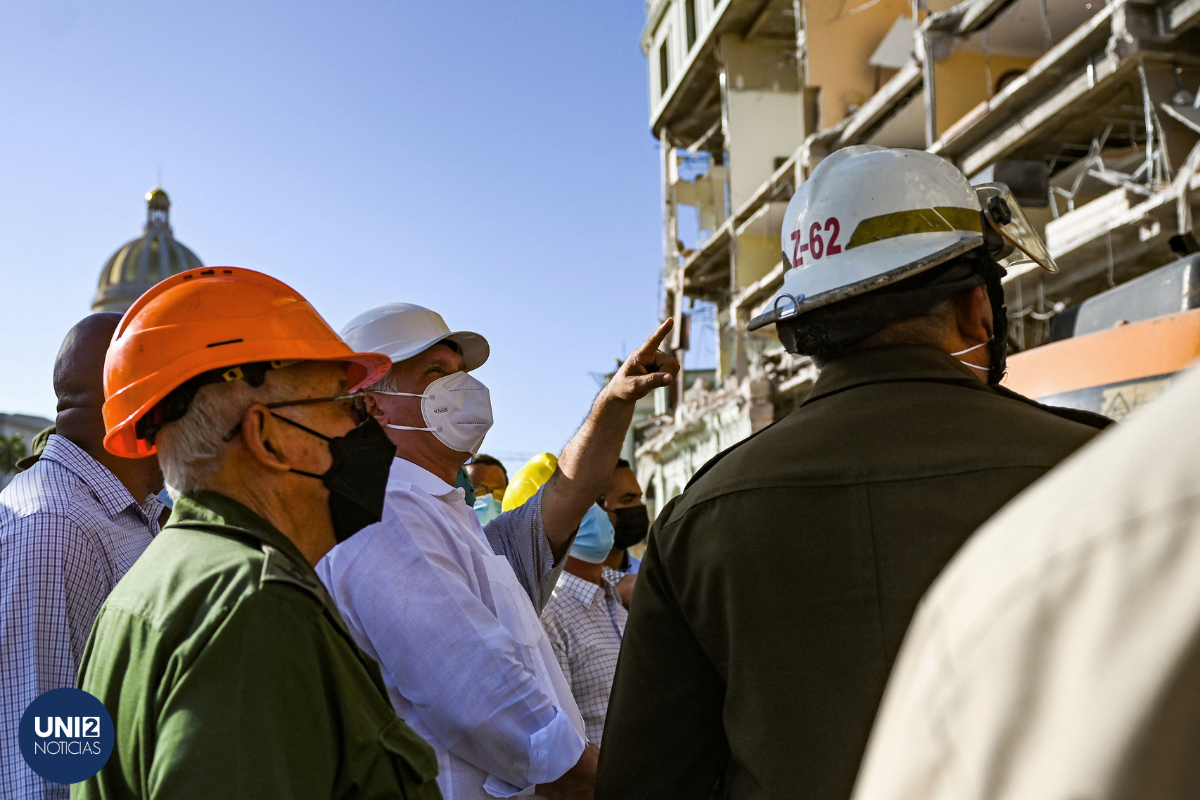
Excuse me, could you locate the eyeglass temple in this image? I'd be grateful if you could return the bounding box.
[223,393,366,442]
[262,392,364,409]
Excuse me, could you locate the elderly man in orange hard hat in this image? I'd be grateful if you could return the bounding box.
[75,267,442,800]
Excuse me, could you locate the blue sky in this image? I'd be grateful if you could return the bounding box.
[0,0,708,467]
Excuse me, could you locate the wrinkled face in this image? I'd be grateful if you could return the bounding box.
[372,342,466,433]
[266,363,359,478]
[466,463,507,501]
[601,466,643,510]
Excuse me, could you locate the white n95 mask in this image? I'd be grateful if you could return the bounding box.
[376,371,493,455]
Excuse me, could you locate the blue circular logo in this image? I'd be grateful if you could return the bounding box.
[19,688,114,784]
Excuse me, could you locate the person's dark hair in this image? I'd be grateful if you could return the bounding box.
[615,458,631,470]
[776,251,999,367]
[470,454,507,480]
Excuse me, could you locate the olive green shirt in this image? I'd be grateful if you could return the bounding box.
[597,345,1110,800]
[74,491,441,800]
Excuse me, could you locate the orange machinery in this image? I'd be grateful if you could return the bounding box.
[1004,309,1200,420]
[1002,254,1200,420]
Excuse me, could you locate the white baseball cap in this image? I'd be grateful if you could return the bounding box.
[339,303,490,370]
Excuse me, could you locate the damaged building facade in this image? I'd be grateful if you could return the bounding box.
[634,0,1200,517]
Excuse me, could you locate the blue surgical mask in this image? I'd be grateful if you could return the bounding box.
[473,494,502,526]
[571,504,615,564]
[157,487,174,509]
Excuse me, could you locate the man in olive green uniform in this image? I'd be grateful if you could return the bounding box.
[76,267,440,799]
[597,147,1112,800]
[79,492,436,797]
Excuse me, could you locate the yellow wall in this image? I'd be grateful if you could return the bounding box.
[934,51,1036,136]
[736,234,781,289]
[802,0,1024,137]
[804,0,913,131]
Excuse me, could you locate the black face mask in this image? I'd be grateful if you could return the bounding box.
[610,504,650,550]
[271,414,397,543]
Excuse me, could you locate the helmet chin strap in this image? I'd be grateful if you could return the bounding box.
[980,261,1010,386]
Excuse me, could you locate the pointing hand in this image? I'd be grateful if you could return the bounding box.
[606,319,680,402]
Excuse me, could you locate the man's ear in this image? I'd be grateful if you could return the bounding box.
[953,286,992,345]
[364,393,390,426]
[239,405,293,473]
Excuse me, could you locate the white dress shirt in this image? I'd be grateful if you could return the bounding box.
[317,458,586,800]
[853,362,1200,800]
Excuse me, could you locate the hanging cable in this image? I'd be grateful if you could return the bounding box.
[1136,61,1159,186]
[982,29,993,97]
[1039,0,1053,50]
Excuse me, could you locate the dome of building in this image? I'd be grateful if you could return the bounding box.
[91,187,204,313]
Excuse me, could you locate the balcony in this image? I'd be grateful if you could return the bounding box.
[643,0,798,144]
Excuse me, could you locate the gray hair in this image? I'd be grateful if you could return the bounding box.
[157,365,311,497]
[365,365,402,394]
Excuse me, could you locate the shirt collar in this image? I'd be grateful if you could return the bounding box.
[804,344,989,407]
[388,457,464,502]
[141,493,167,524]
[39,434,147,521]
[556,570,612,609]
[167,490,311,568]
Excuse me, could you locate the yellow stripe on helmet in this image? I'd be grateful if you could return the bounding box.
[845,206,981,250]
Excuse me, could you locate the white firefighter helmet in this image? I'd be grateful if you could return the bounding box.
[748,145,1056,331]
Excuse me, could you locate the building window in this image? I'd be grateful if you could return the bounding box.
[659,40,670,95]
[685,0,697,50]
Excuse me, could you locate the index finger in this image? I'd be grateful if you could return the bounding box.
[633,318,674,362]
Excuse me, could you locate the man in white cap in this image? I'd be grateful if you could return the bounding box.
[318,303,677,800]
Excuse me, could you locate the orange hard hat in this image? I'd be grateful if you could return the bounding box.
[103,266,392,458]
